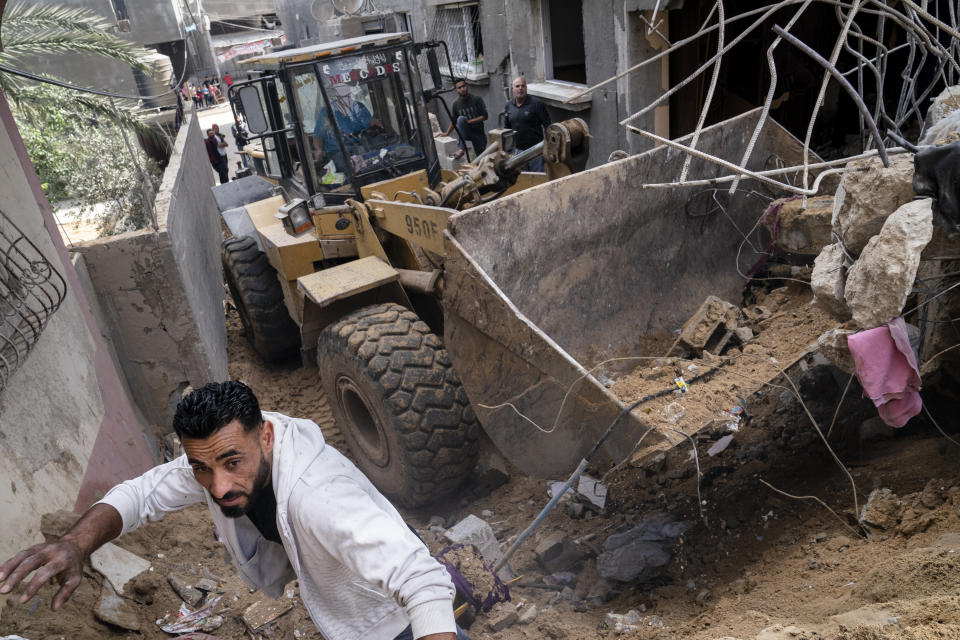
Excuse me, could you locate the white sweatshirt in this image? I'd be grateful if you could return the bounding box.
[97,411,456,640]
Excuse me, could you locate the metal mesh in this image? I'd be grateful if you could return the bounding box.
[0,207,67,393]
[570,0,960,193]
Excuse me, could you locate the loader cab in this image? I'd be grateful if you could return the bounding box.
[229,33,441,204]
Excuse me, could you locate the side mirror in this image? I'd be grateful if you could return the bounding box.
[238,86,269,134]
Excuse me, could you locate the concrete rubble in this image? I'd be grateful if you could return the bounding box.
[831,154,916,255]
[767,195,834,255]
[859,488,902,531]
[94,582,141,632]
[90,543,152,595]
[810,243,851,319]
[844,198,933,329]
[167,572,205,607]
[444,514,502,566]
[678,296,743,355]
[534,532,583,573]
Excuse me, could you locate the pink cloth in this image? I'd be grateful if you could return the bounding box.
[847,318,922,427]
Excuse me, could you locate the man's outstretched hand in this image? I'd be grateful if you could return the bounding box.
[0,503,122,610]
[0,540,85,610]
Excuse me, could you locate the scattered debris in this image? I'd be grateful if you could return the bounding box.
[662,402,686,424]
[707,434,735,456]
[844,199,934,328]
[605,609,643,634]
[94,582,140,632]
[156,596,224,634]
[90,543,152,595]
[241,599,293,631]
[596,515,687,582]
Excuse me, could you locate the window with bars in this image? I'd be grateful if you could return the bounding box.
[430,2,485,79]
[0,207,67,394]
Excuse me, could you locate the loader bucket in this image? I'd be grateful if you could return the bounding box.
[443,109,830,478]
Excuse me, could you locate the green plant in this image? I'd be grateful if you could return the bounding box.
[0,2,168,235]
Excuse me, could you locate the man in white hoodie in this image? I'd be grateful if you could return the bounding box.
[0,381,466,640]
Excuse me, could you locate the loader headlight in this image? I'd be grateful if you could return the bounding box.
[276,198,314,236]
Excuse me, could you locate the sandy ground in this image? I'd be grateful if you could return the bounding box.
[2,292,959,640]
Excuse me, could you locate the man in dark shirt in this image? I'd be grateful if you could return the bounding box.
[439,79,487,160]
[503,76,551,171]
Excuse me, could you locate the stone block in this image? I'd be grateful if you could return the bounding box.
[534,532,582,573]
[832,153,916,255]
[445,514,502,566]
[770,195,834,255]
[518,603,538,625]
[90,543,151,595]
[810,243,850,319]
[844,199,933,328]
[678,296,742,354]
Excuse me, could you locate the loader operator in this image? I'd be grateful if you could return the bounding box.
[313,84,384,177]
[0,381,468,640]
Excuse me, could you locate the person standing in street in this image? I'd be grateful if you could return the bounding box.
[503,76,550,171]
[438,79,487,160]
[205,127,229,184]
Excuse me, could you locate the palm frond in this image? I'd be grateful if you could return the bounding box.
[1,2,151,72]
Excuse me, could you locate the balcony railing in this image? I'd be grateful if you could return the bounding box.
[0,207,67,393]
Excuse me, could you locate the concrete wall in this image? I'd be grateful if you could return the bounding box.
[271,0,670,166]
[72,113,227,431]
[0,91,156,560]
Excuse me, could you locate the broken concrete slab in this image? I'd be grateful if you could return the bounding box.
[596,514,687,582]
[242,599,293,631]
[577,475,608,510]
[95,582,140,631]
[90,542,152,595]
[844,198,934,328]
[810,243,851,319]
[168,572,204,607]
[768,195,835,255]
[444,514,502,566]
[534,532,583,573]
[832,153,916,255]
[678,296,742,355]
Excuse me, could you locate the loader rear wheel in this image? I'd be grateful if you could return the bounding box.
[221,236,300,363]
[317,303,480,507]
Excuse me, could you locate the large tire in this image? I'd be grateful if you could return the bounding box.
[221,236,300,362]
[318,303,480,507]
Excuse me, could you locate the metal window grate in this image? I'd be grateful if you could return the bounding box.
[0,207,67,393]
[430,3,484,78]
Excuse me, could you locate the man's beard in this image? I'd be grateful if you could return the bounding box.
[217,452,271,518]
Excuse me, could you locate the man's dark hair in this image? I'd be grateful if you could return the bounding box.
[173,381,262,439]
[455,78,467,86]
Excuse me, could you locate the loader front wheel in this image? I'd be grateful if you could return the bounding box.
[318,303,480,507]
[221,236,300,363]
